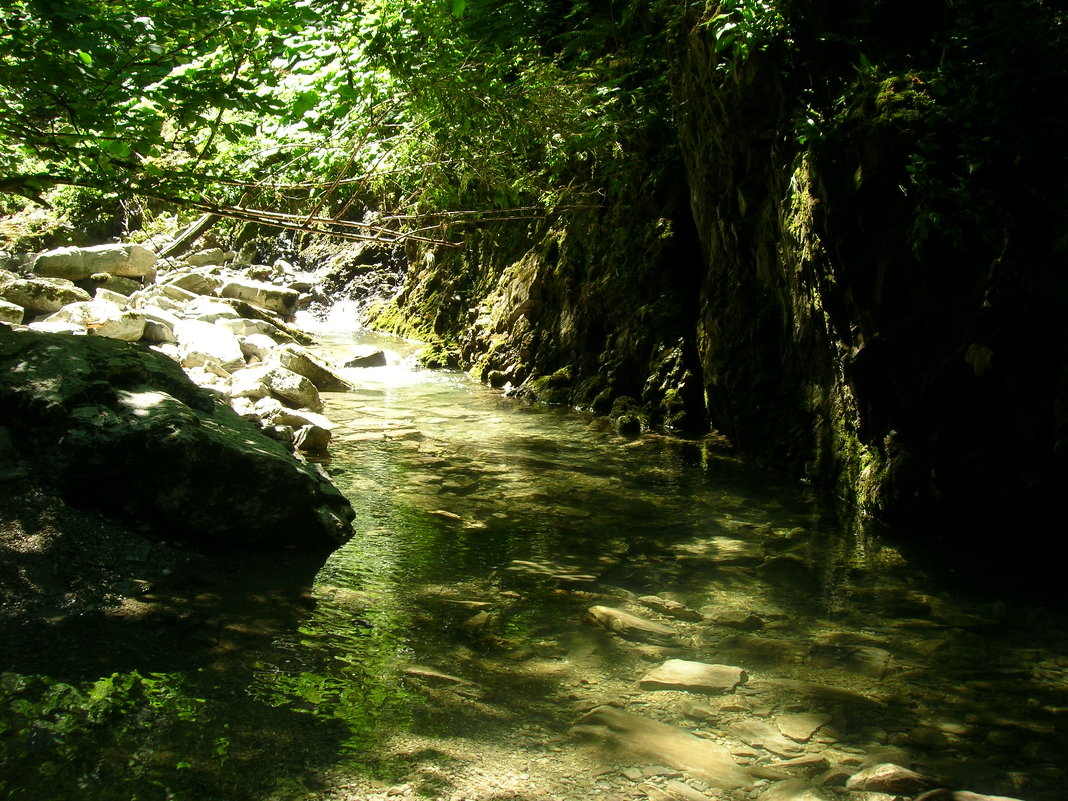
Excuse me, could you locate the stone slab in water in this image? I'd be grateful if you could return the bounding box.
[727,720,805,758]
[573,705,751,790]
[845,763,932,794]
[587,605,680,645]
[639,660,746,694]
[776,713,832,742]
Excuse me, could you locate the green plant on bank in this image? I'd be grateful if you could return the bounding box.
[0,670,206,796]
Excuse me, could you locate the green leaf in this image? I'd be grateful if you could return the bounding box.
[451,0,466,18]
[76,50,93,66]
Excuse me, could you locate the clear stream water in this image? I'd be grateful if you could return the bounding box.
[2,321,1067,801]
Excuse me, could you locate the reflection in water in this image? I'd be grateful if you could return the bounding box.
[3,326,1066,800]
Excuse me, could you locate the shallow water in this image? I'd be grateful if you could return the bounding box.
[3,326,1067,801]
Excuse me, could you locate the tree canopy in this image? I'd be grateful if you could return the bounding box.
[0,0,675,243]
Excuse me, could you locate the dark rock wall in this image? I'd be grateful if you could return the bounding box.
[371,1,1068,551]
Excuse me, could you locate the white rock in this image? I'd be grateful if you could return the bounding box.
[45,299,146,341]
[32,246,91,280]
[173,319,245,371]
[28,320,87,335]
[94,287,129,307]
[240,333,279,362]
[268,343,353,391]
[264,366,322,411]
[84,243,157,277]
[270,408,336,430]
[220,278,299,315]
[185,297,240,322]
[164,270,223,296]
[185,248,227,267]
[1,277,92,314]
[159,283,198,303]
[228,365,274,400]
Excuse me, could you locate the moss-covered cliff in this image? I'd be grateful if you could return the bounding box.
[369,0,1068,552]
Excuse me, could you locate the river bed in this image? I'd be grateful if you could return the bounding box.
[2,325,1067,801]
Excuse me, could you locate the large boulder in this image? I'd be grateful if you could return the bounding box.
[220,279,299,316]
[173,319,245,372]
[270,343,354,392]
[44,298,146,341]
[0,327,354,549]
[0,276,92,315]
[33,243,157,280]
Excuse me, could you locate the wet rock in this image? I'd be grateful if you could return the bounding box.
[572,705,751,789]
[672,536,763,565]
[776,713,832,742]
[762,755,830,778]
[640,595,703,621]
[715,634,810,668]
[586,605,681,646]
[844,763,932,794]
[757,554,820,591]
[909,725,950,749]
[294,424,332,453]
[807,644,892,678]
[749,679,884,711]
[713,609,765,631]
[270,343,353,391]
[759,778,831,801]
[664,778,715,801]
[912,790,1029,801]
[639,660,747,694]
[1,276,92,314]
[345,346,389,367]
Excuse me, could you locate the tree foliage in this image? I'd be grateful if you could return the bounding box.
[0,0,677,243]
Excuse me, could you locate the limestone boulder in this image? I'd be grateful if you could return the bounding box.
[34,243,157,280]
[45,299,146,342]
[164,271,223,296]
[0,327,354,549]
[220,278,299,315]
[239,333,278,362]
[0,277,92,315]
[269,343,354,392]
[185,248,228,267]
[264,365,323,411]
[173,319,245,372]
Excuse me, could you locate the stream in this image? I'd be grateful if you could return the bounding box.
[2,320,1067,801]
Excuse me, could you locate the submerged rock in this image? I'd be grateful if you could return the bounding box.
[572,705,751,789]
[639,660,747,694]
[586,605,681,645]
[0,328,354,549]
